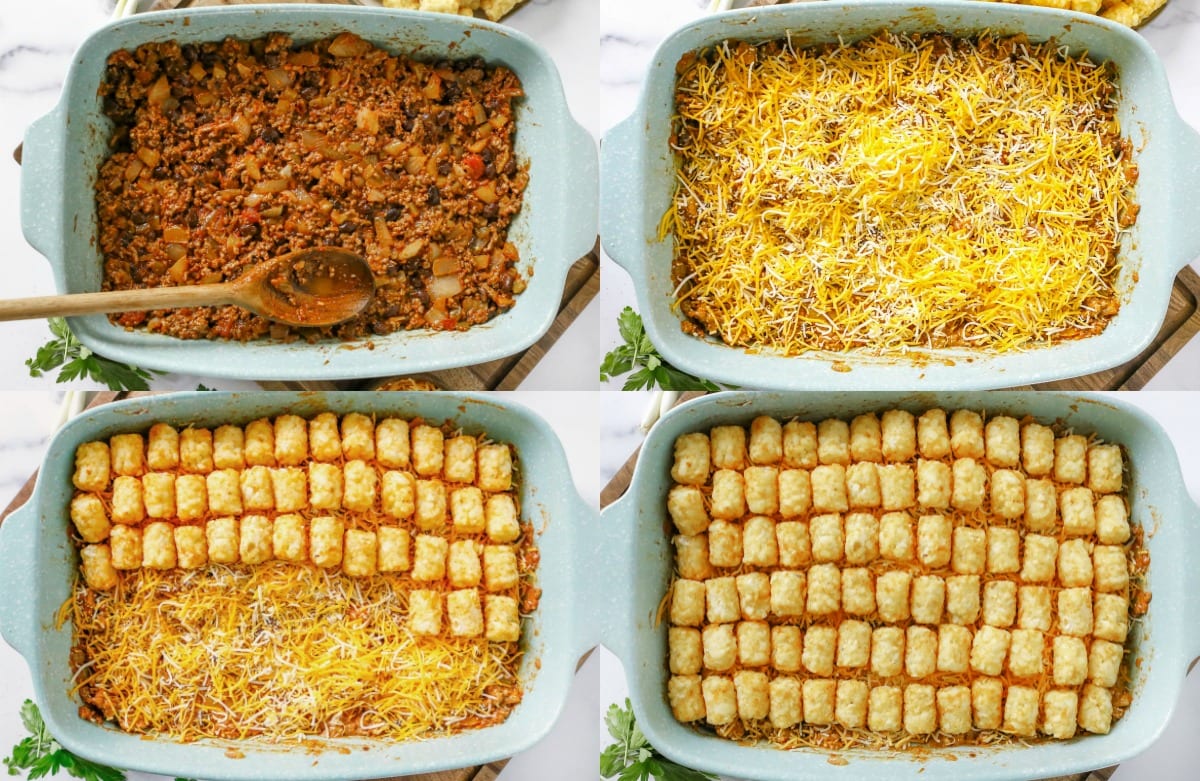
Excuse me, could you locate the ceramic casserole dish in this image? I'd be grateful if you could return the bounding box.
[20,7,598,381]
[600,1,1200,390]
[595,391,1200,781]
[0,391,597,780]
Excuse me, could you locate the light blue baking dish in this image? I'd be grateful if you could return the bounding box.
[596,391,1200,781]
[0,392,597,780]
[20,7,598,381]
[600,1,1200,390]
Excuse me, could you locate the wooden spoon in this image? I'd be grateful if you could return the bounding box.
[0,247,376,328]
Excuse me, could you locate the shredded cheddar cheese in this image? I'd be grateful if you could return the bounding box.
[667,33,1138,355]
[70,563,523,742]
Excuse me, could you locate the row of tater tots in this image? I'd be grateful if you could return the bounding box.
[670,411,1123,492]
[669,674,1118,738]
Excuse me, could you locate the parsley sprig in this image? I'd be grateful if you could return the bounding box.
[25,319,156,391]
[600,308,723,391]
[600,699,716,781]
[3,700,123,781]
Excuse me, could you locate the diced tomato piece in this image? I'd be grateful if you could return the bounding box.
[462,154,485,180]
[241,207,261,224]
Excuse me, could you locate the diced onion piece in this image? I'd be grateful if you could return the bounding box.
[137,148,161,168]
[124,158,144,181]
[254,179,290,194]
[432,257,457,277]
[162,226,190,244]
[328,33,370,58]
[472,103,488,125]
[231,114,252,140]
[264,69,294,90]
[301,131,326,150]
[399,239,425,260]
[289,50,320,67]
[425,305,448,326]
[422,73,442,101]
[374,216,392,248]
[356,107,380,134]
[188,61,206,82]
[165,244,186,262]
[405,154,426,174]
[474,183,498,204]
[147,76,171,107]
[194,90,216,107]
[168,256,189,282]
[429,274,462,300]
[383,140,405,157]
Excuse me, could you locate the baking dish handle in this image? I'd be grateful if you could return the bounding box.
[20,106,66,260]
[599,113,646,277]
[577,494,637,661]
[562,117,599,263]
[1176,119,1200,269]
[0,503,39,659]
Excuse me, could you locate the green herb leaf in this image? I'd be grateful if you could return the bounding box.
[26,318,157,391]
[4,701,126,781]
[600,699,716,781]
[600,308,728,391]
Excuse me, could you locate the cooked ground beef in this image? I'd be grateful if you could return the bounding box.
[96,32,528,342]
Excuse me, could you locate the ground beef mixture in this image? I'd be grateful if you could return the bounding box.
[96,33,528,341]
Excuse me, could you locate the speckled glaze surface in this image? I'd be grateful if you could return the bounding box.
[600,1,1200,390]
[20,7,598,381]
[0,392,597,780]
[595,391,1200,781]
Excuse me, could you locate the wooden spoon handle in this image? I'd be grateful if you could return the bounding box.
[0,284,241,322]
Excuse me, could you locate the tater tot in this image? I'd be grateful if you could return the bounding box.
[1061,487,1096,536]
[916,459,951,508]
[212,425,245,470]
[1024,478,1057,532]
[742,516,778,566]
[147,423,180,470]
[1043,690,1078,740]
[938,686,972,735]
[343,529,378,577]
[175,474,208,521]
[710,425,747,470]
[109,525,142,570]
[769,677,802,728]
[844,512,878,564]
[1055,434,1088,484]
[878,464,915,510]
[415,479,447,531]
[703,676,740,726]
[917,409,951,459]
[671,579,707,627]
[936,625,971,673]
[271,467,308,513]
[951,458,986,511]
[772,626,803,672]
[81,545,120,590]
[378,526,411,573]
[734,670,771,722]
[804,679,837,725]
[668,485,709,536]
[142,521,176,569]
[991,469,1025,519]
[73,441,110,493]
[206,517,239,564]
[982,581,1017,627]
[972,678,1004,730]
[477,443,513,492]
[951,526,986,575]
[70,494,110,543]
[444,435,477,484]
[945,575,980,625]
[343,460,378,512]
[707,521,742,568]
[738,621,771,668]
[671,432,711,485]
[111,475,145,525]
[703,624,737,670]
[710,469,746,519]
[969,626,1010,677]
[904,684,937,734]
[845,463,881,509]
[917,514,952,568]
[836,680,869,728]
[412,534,448,581]
[816,418,850,465]
[744,466,779,515]
[877,571,912,623]
[776,521,810,568]
[949,410,984,458]
[237,466,271,512]
[802,626,837,676]
[811,465,848,513]
[307,412,342,462]
[782,420,817,468]
[986,527,1020,574]
[871,627,905,677]
[448,539,482,588]
[911,575,945,625]
[842,568,875,616]
[879,511,914,561]
[906,626,937,678]
[308,462,343,511]
[486,493,521,543]
[1058,588,1094,637]
[1021,422,1055,476]
[769,570,805,617]
[446,589,484,637]
[273,415,308,466]
[1088,444,1123,494]
[483,544,518,592]
[881,409,917,462]
[1058,538,1094,587]
[450,485,486,533]
[778,469,811,518]
[206,469,242,516]
[984,416,1020,467]
[869,685,903,732]
[409,590,443,636]
[411,425,445,477]
[1093,594,1129,643]
[485,595,520,642]
[179,428,214,473]
[110,433,146,477]
[339,413,375,461]
[239,515,273,564]
[273,514,307,562]
[749,416,783,464]
[375,417,411,469]
[1096,495,1131,544]
[837,620,872,668]
[849,414,883,462]
[810,513,843,563]
[244,418,275,466]
[737,572,770,620]
[310,515,344,568]
[806,564,841,615]
[1080,684,1113,734]
[1003,686,1039,737]
[174,526,207,569]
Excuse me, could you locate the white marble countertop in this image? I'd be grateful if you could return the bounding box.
[596,0,1200,390]
[0,0,603,390]
[0,391,602,781]
[598,390,1200,781]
